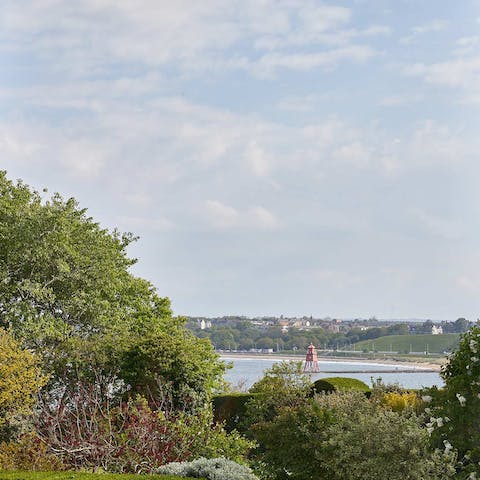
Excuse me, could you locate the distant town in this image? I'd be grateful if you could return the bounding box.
[186,315,475,356]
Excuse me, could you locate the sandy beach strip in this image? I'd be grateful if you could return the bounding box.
[219,352,443,372]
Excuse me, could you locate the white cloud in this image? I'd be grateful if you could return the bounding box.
[457,275,480,294]
[1,0,383,76]
[332,142,372,168]
[454,35,480,56]
[60,141,109,178]
[205,200,240,229]
[379,93,424,107]
[117,215,174,232]
[403,120,477,167]
[400,19,448,44]
[404,57,480,90]
[249,206,280,230]
[245,141,271,177]
[276,94,319,112]
[410,208,464,240]
[253,45,375,76]
[0,131,42,158]
[298,268,364,289]
[204,201,279,231]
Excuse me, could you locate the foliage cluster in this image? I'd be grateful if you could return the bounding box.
[0,433,65,471]
[212,393,261,432]
[157,457,258,480]
[0,171,225,409]
[381,391,420,412]
[241,362,457,480]
[312,377,370,395]
[0,171,249,473]
[426,326,480,478]
[251,391,455,480]
[244,362,311,426]
[0,330,47,440]
[34,381,252,473]
[0,472,184,480]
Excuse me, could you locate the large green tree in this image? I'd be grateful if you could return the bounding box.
[0,171,224,404]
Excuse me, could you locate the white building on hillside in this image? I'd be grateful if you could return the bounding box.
[431,325,443,335]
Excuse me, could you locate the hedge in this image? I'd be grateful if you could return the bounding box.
[312,377,370,395]
[0,472,188,480]
[212,393,261,432]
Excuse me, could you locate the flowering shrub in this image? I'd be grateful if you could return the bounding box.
[426,326,480,478]
[35,382,253,473]
[251,391,455,480]
[157,457,258,480]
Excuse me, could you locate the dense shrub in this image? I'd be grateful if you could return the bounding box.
[35,382,253,473]
[244,361,312,427]
[251,391,455,480]
[157,457,258,480]
[212,394,261,432]
[312,377,370,394]
[381,391,420,412]
[0,472,184,480]
[0,432,65,471]
[426,326,480,478]
[0,329,47,441]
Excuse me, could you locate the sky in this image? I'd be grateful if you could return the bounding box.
[1,0,480,320]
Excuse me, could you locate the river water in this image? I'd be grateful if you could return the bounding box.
[222,356,443,390]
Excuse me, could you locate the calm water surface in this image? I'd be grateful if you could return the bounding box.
[222,357,443,389]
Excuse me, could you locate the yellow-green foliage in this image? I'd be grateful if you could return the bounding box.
[0,329,47,426]
[0,433,64,471]
[383,392,419,412]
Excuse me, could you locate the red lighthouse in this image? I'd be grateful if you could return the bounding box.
[303,344,320,373]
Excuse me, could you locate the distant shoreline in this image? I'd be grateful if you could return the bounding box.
[219,352,443,372]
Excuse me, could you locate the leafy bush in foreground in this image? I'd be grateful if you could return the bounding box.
[0,330,47,441]
[212,393,261,432]
[252,391,455,480]
[34,382,253,473]
[0,472,183,480]
[244,361,311,426]
[0,433,64,471]
[157,457,258,480]
[427,326,480,478]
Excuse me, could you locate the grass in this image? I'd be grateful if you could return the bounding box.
[353,333,460,354]
[0,472,189,480]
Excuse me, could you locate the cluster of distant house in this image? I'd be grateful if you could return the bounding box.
[195,315,365,332]
[191,315,475,336]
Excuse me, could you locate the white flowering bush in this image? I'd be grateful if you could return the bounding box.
[157,457,259,480]
[426,326,480,478]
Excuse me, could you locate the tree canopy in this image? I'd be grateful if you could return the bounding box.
[0,171,225,406]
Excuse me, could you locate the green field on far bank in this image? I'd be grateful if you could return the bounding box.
[352,333,460,354]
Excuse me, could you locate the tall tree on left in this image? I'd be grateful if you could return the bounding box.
[0,171,224,406]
